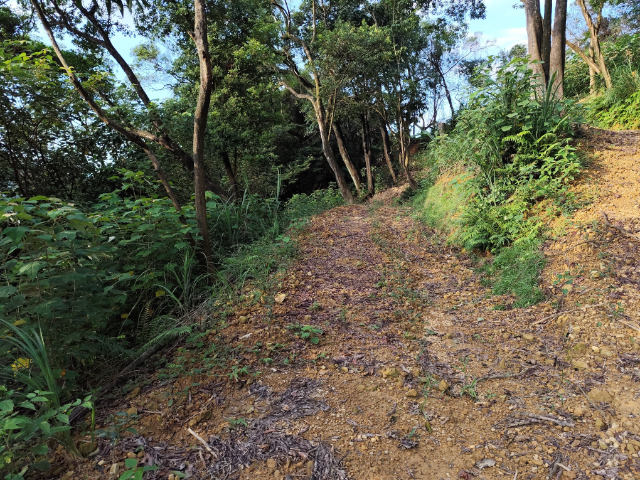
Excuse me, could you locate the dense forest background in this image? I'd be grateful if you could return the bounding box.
[1,0,639,477]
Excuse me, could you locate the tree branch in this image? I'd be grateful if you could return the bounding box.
[565,39,601,73]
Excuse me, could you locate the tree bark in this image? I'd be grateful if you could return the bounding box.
[524,0,546,86]
[221,151,240,200]
[192,0,214,269]
[313,103,354,203]
[379,123,397,183]
[575,0,612,89]
[541,0,553,81]
[360,113,374,195]
[332,123,361,195]
[550,0,567,98]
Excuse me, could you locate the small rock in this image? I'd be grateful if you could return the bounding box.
[588,388,613,403]
[128,387,141,399]
[522,334,535,342]
[595,418,607,430]
[109,464,119,476]
[438,380,449,392]
[238,316,247,323]
[273,470,281,479]
[573,407,584,417]
[475,458,496,469]
[571,360,589,371]
[274,293,286,304]
[267,458,277,473]
[341,367,348,373]
[600,349,613,357]
[126,407,138,416]
[126,452,136,459]
[168,475,175,480]
[406,389,418,398]
[561,470,577,479]
[591,346,601,354]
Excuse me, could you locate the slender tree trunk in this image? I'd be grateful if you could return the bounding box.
[550,0,567,98]
[360,113,374,195]
[524,0,546,87]
[221,151,240,200]
[576,0,612,89]
[589,45,596,94]
[541,0,553,81]
[192,0,214,269]
[313,103,354,203]
[379,123,397,183]
[332,123,362,195]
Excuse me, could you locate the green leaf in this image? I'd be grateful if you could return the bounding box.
[0,400,14,412]
[32,460,51,471]
[501,125,512,131]
[0,285,17,299]
[55,413,69,424]
[31,444,48,455]
[124,458,137,468]
[2,226,29,243]
[118,471,134,480]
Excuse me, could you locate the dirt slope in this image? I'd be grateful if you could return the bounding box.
[70,129,640,480]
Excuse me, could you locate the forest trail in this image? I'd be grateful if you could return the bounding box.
[86,129,640,480]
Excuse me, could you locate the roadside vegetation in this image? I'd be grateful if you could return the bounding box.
[1,0,639,478]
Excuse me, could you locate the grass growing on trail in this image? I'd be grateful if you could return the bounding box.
[477,240,546,308]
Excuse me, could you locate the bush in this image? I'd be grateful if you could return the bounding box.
[421,58,583,251]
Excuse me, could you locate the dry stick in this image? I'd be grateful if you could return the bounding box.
[187,428,215,456]
[601,212,640,242]
[521,413,575,427]
[618,319,640,334]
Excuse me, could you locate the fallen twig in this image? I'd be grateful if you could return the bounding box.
[601,212,640,242]
[520,413,575,427]
[618,319,640,334]
[187,428,215,456]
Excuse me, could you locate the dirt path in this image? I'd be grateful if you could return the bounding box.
[82,129,640,480]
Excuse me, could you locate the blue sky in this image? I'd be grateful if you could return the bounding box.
[468,0,528,52]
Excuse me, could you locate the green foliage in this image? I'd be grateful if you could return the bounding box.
[478,240,546,308]
[287,324,323,345]
[119,458,158,480]
[420,58,583,251]
[0,386,92,479]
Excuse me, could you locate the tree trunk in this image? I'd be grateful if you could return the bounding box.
[524,0,546,86]
[332,123,362,195]
[541,0,553,81]
[379,123,397,183]
[550,0,567,98]
[192,0,214,270]
[589,45,596,94]
[222,150,240,200]
[576,0,612,89]
[313,103,354,203]
[360,113,374,195]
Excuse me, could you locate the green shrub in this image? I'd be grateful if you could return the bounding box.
[421,58,583,251]
[478,240,546,308]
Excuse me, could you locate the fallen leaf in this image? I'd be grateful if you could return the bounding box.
[274,293,286,304]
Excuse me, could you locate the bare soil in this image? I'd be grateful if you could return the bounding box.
[58,129,640,480]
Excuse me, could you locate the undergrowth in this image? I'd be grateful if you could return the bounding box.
[0,174,342,478]
[413,57,583,306]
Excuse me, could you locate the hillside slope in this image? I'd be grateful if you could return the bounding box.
[67,128,640,480]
